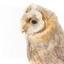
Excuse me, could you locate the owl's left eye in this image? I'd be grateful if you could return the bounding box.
[32,19,37,24]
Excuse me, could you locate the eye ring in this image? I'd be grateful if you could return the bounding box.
[32,19,37,24]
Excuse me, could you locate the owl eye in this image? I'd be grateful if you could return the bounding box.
[32,19,37,24]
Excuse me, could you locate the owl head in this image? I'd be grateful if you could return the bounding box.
[21,4,57,43]
[21,4,48,34]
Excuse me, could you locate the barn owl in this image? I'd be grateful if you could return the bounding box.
[21,4,64,64]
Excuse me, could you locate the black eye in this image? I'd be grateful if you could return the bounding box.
[32,19,37,24]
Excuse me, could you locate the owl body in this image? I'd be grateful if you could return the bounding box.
[21,4,64,64]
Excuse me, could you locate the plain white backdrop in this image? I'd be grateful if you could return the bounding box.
[0,0,64,64]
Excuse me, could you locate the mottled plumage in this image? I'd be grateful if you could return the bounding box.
[21,4,64,64]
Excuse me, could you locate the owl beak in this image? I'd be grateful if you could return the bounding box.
[21,25,28,33]
[21,23,30,33]
[21,28,27,33]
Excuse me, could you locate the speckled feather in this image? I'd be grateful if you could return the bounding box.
[21,4,64,64]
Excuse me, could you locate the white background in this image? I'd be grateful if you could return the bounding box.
[0,0,64,64]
